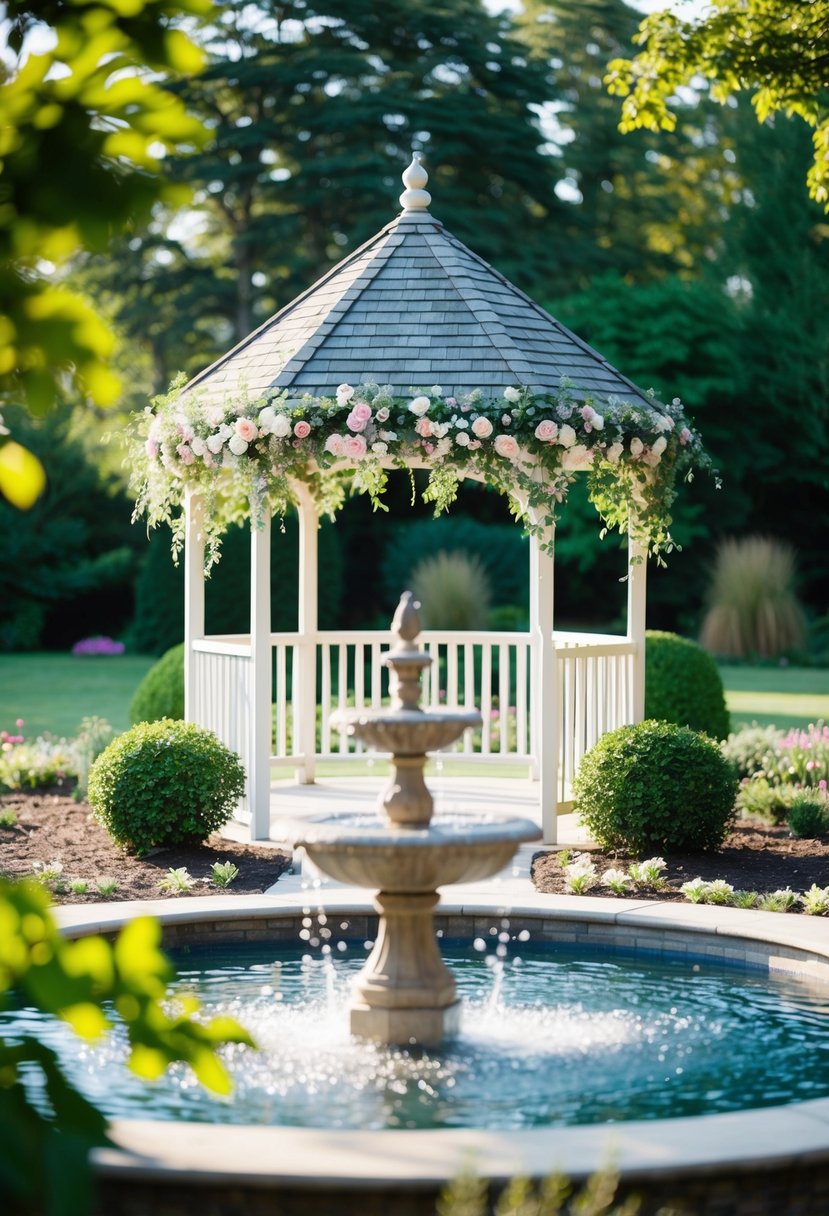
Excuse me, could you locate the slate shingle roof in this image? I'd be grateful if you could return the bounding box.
[185,208,653,408]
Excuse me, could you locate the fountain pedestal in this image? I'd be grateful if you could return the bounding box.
[288,591,541,1047]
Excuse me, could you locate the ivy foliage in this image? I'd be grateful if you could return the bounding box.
[88,719,246,853]
[0,879,254,1216]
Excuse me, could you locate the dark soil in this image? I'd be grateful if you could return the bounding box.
[0,790,290,902]
[532,822,829,908]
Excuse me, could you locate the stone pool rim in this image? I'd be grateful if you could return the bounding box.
[53,892,829,1191]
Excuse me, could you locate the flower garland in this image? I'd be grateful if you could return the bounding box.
[130,377,715,569]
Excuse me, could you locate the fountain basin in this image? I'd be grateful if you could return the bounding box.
[51,893,829,1216]
[331,707,483,756]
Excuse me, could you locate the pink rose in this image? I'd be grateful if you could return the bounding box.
[235,417,258,443]
[561,444,595,471]
[176,443,195,465]
[350,402,372,423]
[346,411,367,433]
[293,420,311,439]
[534,419,558,443]
[467,439,481,450]
[324,433,346,457]
[344,434,367,458]
[494,434,520,460]
[145,439,158,458]
[415,417,433,437]
[471,416,493,439]
[679,427,691,445]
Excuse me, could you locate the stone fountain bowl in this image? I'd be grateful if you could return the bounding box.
[330,707,483,755]
[288,811,542,891]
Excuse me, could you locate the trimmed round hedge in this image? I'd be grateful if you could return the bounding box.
[88,719,246,854]
[129,643,184,725]
[573,719,737,855]
[645,630,730,741]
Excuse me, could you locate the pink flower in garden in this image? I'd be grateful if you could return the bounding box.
[324,433,346,457]
[145,439,158,458]
[16,719,23,728]
[820,780,827,791]
[351,402,373,424]
[679,427,692,445]
[494,434,520,460]
[468,439,481,450]
[344,434,367,458]
[293,420,311,439]
[423,442,435,455]
[471,416,493,439]
[415,417,433,437]
[235,417,258,443]
[561,444,595,471]
[346,411,367,433]
[176,443,195,464]
[534,419,558,443]
[445,397,457,407]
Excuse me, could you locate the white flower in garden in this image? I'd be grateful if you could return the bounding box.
[432,421,450,439]
[375,406,390,423]
[561,444,594,471]
[501,413,512,426]
[190,437,206,457]
[371,441,389,455]
[590,411,604,431]
[534,419,558,442]
[455,431,470,447]
[271,414,292,438]
[557,423,577,448]
[206,405,225,428]
[336,383,355,404]
[228,434,248,456]
[324,433,346,457]
[430,385,443,396]
[471,416,493,439]
[653,413,674,432]
[258,405,276,433]
[493,434,520,460]
[409,395,431,416]
[434,437,452,458]
[652,435,668,457]
[503,386,521,402]
[605,441,624,464]
[206,432,225,454]
[378,430,397,441]
[453,416,469,430]
[629,436,645,458]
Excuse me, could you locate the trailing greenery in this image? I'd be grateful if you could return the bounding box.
[411,550,492,630]
[573,719,737,854]
[645,630,730,740]
[700,536,807,659]
[129,643,185,724]
[88,719,246,853]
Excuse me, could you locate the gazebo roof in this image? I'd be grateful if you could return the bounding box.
[186,156,652,408]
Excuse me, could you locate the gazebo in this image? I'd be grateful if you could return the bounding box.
[166,156,675,844]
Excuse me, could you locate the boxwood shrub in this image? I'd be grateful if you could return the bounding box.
[645,630,730,741]
[573,719,737,855]
[88,719,246,854]
[129,643,184,725]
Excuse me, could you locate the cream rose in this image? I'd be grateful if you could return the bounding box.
[557,424,577,449]
[471,416,493,439]
[494,434,520,460]
[534,419,558,442]
[408,395,431,416]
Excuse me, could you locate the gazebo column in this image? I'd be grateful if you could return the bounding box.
[627,519,648,723]
[183,490,205,721]
[295,485,319,784]
[529,518,558,844]
[249,515,272,840]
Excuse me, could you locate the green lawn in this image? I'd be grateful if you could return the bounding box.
[1,652,825,742]
[0,653,155,737]
[718,664,829,732]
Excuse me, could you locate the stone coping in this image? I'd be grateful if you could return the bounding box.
[51,893,829,1189]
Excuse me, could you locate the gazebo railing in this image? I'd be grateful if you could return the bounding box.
[191,628,635,807]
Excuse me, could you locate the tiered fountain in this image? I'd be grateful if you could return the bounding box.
[288,591,542,1045]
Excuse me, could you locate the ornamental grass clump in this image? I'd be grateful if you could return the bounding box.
[88,719,246,855]
[786,793,829,840]
[573,720,737,855]
[410,549,491,630]
[699,535,807,659]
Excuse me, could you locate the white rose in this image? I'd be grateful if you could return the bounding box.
[558,424,577,448]
[375,407,390,423]
[561,444,595,471]
[430,385,442,396]
[434,437,452,458]
[503,386,521,403]
[206,432,225,454]
[336,383,355,404]
[605,441,624,464]
[630,436,645,458]
[371,441,389,455]
[206,406,225,427]
[408,395,431,416]
[432,421,450,439]
[653,414,674,433]
[218,423,233,440]
[378,430,397,442]
[652,435,668,457]
[258,405,276,433]
[590,412,605,431]
[190,437,206,457]
[455,431,470,447]
[453,416,469,430]
[228,434,248,456]
[272,414,292,438]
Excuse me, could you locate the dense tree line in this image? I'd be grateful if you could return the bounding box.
[1,0,827,651]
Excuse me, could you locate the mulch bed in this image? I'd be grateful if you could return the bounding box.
[0,790,290,902]
[532,822,829,908]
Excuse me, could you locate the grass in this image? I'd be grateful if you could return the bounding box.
[0,653,155,737]
[1,651,825,741]
[718,664,829,731]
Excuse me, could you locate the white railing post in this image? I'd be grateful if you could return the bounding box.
[184,491,205,722]
[529,517,558,844]
[295,487,319,783]
[249,515,272,840]
[627,516,648,723]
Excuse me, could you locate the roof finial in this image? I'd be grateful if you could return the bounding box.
[399,152,431,212]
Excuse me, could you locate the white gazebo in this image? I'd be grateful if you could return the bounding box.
[178,157,657,844]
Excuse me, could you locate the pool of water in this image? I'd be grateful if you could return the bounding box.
[7,933,829,1130]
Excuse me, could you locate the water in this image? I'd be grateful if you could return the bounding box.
[6,933,829,1130]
